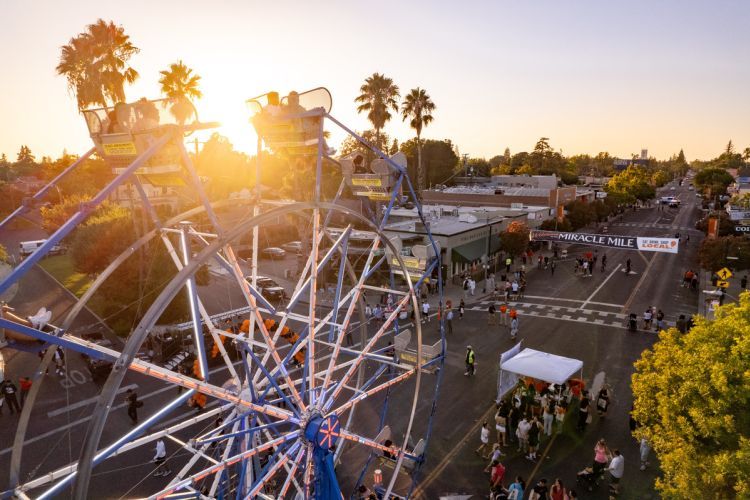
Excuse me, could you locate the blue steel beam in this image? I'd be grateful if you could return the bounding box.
[0,135,171,296]
[0,147,95,231]
[327,234,349,343]
[37,389,195,499]
[0,319,113,361]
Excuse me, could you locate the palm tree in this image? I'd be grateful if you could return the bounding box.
[355,73,400,151]
[401,87,435,193]
[158,60,202,124]
[56,19,139,111]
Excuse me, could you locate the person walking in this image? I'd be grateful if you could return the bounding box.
[126,389,141,425]
[469,278,476,296]
[577,391,590,432]
[495,406,508,446]
[538,255,543,270]
[625,258,632,275]
[526,416,542,461]
[488,303,496,325]
[550,260,556,276]
[596,386,610,418]
[505,257,512,273]
[464,345,475,376]
[601,254,607,272]
[489,459,507,489]
[422,301,430,323]
[742,275,748,290]
[530,478,549,500]
[507,476,525,500]
[446,308,454,334]
[639,438,651,471]
[542,400,555,437]
[475,421,492,458]
[152,438,171,477]
[607,449,625,495]
[484,443,504,473]
[510,313,519,340]
[550,478,566,500]
[1,380,21,414]
[643,308,653,330]
[499,303,508,326]
[654,308,665,331]
[458,299,465,320]
[592,438,610,476]
[18,376,32,408]
[516,416,531,454]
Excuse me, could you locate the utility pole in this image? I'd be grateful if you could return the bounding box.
[462,154,469,178]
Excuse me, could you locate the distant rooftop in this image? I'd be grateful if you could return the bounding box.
[433,185,553,197]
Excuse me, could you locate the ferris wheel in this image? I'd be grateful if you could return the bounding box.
[0,89,445,499]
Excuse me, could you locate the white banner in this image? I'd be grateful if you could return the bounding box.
[496,341,523,402]
[636,237,679,253]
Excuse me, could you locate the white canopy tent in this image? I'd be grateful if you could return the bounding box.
[501,348,583,385]
[497,347,584,401]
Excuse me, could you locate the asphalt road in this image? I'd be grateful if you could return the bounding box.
[0,180,703,498]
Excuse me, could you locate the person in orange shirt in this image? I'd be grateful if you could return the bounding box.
[499,303,508,326]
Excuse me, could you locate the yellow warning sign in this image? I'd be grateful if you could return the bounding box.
[352,178,383,187]
[103,142,137,156]
[717,267,733,280]
[716,280,730,288]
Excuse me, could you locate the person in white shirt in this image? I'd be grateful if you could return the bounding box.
[475,421,491,458]
[153,439,171,477]
[607,449,624,494]
[422,301,430,323]
[469,278,476,296]
[516,417,531,453]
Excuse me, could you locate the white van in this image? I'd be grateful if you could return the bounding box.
[19,240,63,257]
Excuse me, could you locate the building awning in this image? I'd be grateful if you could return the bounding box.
[452,238,488,264]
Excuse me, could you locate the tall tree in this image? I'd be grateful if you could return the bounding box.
[632,294,750,498]
[355,73,400,151]
[56,19,139,110]
[159,60,202,124]
[401,87,436,193]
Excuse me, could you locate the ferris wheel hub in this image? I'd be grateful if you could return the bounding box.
[303,412,341,451]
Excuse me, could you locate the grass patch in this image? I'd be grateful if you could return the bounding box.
[38,254,92,298]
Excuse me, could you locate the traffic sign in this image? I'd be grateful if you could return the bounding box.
[717,267,733,280]
[716,280,730,288]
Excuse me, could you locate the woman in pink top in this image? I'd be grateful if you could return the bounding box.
[593,438,609,475]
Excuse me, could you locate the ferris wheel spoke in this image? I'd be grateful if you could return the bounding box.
[158,231,241,383]
[321,237,382,391]
[278,446,306,498]
[150,430,300,499]
[245,439,300,498]
[333,368,417,417]
[217,246,308,411]
[324,294,411,410]
[243,344,303,415]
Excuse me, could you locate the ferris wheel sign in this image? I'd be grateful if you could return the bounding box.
[529,230,679,253]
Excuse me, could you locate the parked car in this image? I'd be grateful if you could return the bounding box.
[281,241,303,253]
[245,275,288,302]
[261,247,286,259]
[19,239,64,257]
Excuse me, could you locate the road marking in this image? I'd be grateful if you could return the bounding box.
[47,384,139,417]
[622,251,658,314]
[580,264,621,309]
[412,403,497,498]
[521,295,623,308]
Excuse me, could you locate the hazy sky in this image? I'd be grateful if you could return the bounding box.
[1,0,748,162]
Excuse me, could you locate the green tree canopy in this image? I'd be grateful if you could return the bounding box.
[605,165,655,204]
[694,167,734,198]
[399,138,458,188]
[632,293,750,498]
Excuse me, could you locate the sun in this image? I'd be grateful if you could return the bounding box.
[193,82,260,156]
